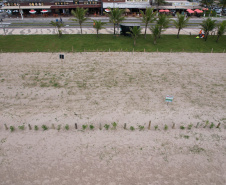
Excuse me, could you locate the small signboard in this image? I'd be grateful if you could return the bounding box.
[165,95,174,103]
[59,54,64,59]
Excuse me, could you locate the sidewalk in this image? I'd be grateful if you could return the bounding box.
[0,27,201,35]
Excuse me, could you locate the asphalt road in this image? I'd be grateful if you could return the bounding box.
[1,15,226,29]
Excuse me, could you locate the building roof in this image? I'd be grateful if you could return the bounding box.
[103,2,151,9]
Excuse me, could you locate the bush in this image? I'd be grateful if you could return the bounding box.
[164,124,168,131]
[187,124,193,130]
[138,125,144,131]
[154,125,158,130]
[112,122,117,129]
[42,125,48,131]
[82,124,87,130]
[34,125,39,130]
[180,126,185,130]
[130,126,135,131]
[65,124,69,130]
[18,125,25,130]
[90,125,94,130]
[57,124,61,131]
[104,124,110,130]
[10,126,15,132]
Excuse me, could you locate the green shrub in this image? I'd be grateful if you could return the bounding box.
[18,125,25,130]
[164,124,168,131]
[90,125,94,130]
[65,124,69,130]
[204,120,209,128]
[57,124,61,131]
[104,124,110,130]
[210,122,215,129]
[112,122,117,129]
[42,125,48,131]
[10,126,15,132]
[154,125,158,130]
[187,124,193,130]
[184,135,190,139]
[180,126,185,130]
[34,125,39,130]
[82,124,87,130]
[130,126,135,131]
[138,125,144,131]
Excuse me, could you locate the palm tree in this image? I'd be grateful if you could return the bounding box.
[93,20,107,37]
[50,21,64,37]
[71,8,88,34]
[140,8,156,39]
[105,8,125,35]
[173,13,189,38]
[150,25,161,45]
[219,0,226,8]
[201,0,214,6]
[157,14,170,38]
[216,20,226,42]
[155,0,166,16]
[127,26,142,46]
[200,18,217,41]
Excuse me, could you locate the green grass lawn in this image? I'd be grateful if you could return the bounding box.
[0,34,225,53]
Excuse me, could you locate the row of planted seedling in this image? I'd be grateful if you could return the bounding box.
[2,120,222,132]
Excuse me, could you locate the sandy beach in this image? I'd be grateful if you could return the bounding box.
[0,52,225,184]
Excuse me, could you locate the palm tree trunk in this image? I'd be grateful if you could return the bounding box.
[216,34,220,42]
[114,24,116,35]
[154,37,156,45]
[97,30,99,37]
[158,26,162,38]
[134,38,136,46]
[177,28,180,38]
[205,32,208,41]
[80,24,82,34]
[144,24,147,39]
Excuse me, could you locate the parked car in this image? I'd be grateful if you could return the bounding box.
[170,9,176,16]
[215,8,222,14]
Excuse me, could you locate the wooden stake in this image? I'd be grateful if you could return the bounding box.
[144,48,145,52]
[28,124,32,130]
[133,48,134,54]
[223,49,225,53]
[51,124,55,129]
[211,48,213,53]
[216,123,221,128]
[72,46,73,52]
[148,121,151,130]
[172,123,175,129]
[124,123,127,129]
[170,49,172,53]
[75,123,77,129]
[109,48,110,52]
[99,123,102,130]
[4,124,8,130]
[157,48,158,52]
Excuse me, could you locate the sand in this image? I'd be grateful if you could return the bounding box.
[0,52,225,184]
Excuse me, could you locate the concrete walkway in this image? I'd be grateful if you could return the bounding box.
[0,27,202,35]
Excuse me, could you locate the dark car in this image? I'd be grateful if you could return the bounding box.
[170,9,176,16]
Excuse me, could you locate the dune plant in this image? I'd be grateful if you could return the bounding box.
[18,125,25,130]
[57,124,61,131]
[210,122,215,129]
[10,126,15,132]
[4,124,8,130]
[204,120,209,128]
[104,124,110,130]
[65,124,69,130]
[90,124,94,130]
[154,125,158,130]
[112,122,117,130]
[188,124,193,130]
[130,126,135,131]
[180,125,185,130]
[139,125,145,131]
[34,125,39,130]
[82,124,87,130]
[42,125,48,131]
[164,124,168,131]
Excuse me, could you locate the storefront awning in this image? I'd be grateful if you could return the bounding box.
[1,6,51,10]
